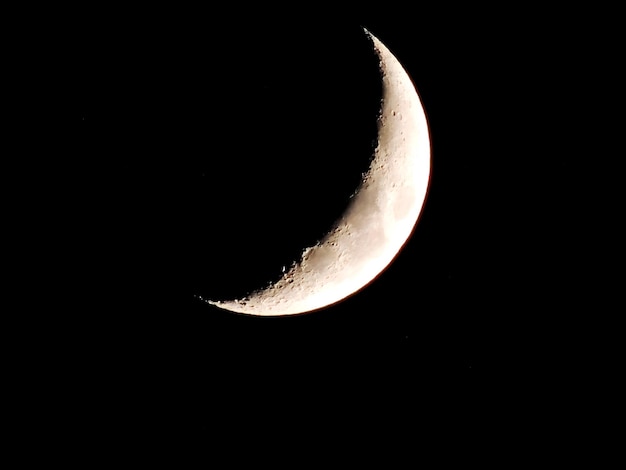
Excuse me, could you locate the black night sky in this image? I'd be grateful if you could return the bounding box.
[15,5,598,463]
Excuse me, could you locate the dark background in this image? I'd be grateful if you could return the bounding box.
[11,5,605,463]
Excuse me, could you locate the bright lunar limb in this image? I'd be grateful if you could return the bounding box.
[206,28,431,316]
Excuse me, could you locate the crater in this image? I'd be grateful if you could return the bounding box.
[301,243,338,274]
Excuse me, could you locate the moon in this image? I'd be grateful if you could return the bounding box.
[204,29,431,316]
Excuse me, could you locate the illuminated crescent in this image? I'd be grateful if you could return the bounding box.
[205,29,431,316]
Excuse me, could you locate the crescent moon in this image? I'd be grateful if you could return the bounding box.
[205,29,431,316]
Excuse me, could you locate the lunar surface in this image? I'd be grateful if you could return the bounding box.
[204,29,431,316]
